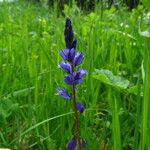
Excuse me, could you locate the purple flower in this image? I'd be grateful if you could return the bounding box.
[64,74,81,85]
[73,69,87,85]
[60,48,75,62]
[59,61,71,73]
[64,75,73,85]
[66,138,77,150]
[60,48,69,61]
[66,138,86,150]
[64,69,87,85]
[57,88,71,99]
[74,52,84,66]
[76,102,85,113]
[77,68,87,78]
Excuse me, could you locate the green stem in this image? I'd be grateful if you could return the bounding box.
[71,64,81,150]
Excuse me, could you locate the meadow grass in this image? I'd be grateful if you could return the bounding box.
[0,1,150,150]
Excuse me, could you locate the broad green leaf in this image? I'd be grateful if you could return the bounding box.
[93,69,130,90]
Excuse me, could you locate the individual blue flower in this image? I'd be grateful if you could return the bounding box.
[56,88,71,100]
[74,52,84,66]
[76,102,85,113]
[66,138,77,150]
[66,138,86,150]
[60,48,75,62]
[77,68,87,78]
[64,69,87,85]
[59,61,71,73]
[64,75,73,85]
[60,48,69,60]
[73,69,87,85]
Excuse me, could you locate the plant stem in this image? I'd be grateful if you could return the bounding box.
[71,64,81,150]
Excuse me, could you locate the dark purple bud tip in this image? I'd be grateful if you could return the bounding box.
[65,16,71,27]
[66,138,77,150]
[64,17,74,49]
[59,61,71,73]
[76,102,85,113]
[56,88,71,100]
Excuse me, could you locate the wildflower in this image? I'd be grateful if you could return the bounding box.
[66,138,77,150]
[66,138,87,150]
[59,61,71,73]
[60,48,75,62]
[76,102,85,113]
[57,88,71,100]
[56,17,87,150]
[74,52,84,66]
[64,69,87,85]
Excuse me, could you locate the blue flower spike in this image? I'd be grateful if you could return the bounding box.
[57,17,87,149]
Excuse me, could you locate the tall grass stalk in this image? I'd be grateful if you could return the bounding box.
[141,40,150,150]
[108,88,122,150]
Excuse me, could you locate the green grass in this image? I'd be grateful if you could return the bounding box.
[0,1,150,150]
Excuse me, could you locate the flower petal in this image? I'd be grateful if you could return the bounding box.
[66,138,77,150]
[71,39,77,49]
[60,48,75,62]
[72,69,86,85]
[64,75,73,85]
[59,61,71,73]
[76,102,85,113]
[56,88,71,99]
[69,48,75,62]
[77,68,87,78]
[75,79,83,85]
[74,52,83,66]
[60,48,69,61]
